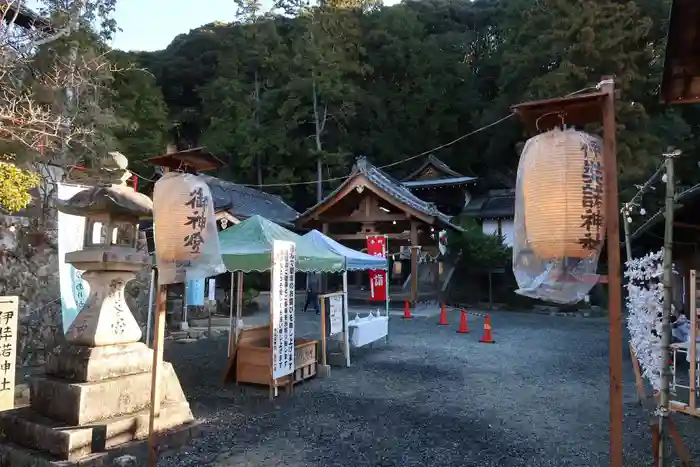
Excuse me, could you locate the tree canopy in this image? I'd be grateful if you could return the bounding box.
[115,0,693,212]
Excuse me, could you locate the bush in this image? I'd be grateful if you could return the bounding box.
[447,218,511,270]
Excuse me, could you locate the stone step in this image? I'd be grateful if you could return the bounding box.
[189,317,232,327]
[0,401,194,461]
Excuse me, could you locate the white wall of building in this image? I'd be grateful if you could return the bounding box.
[481,218,514,247]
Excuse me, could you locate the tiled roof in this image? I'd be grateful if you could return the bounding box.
[463,189,515,218]
[403,176,477,189]
[403,154,463,180]
[299,156,462,230]
[198,175,299,227]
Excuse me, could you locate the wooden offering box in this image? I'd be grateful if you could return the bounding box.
[235,324,318,387]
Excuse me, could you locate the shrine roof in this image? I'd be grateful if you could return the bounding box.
[1,0,54,33]
[297,156,462,230]
[402,154,463,181]
[462,189,515,219]
[402,176,477,189]
[198,175,299,228]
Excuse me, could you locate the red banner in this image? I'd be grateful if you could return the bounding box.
[367,235,387,301]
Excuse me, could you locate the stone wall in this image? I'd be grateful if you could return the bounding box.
[0,223,152,365]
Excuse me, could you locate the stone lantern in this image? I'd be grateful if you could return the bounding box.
[0,153,195,463]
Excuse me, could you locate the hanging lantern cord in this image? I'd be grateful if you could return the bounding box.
[535,111,566,132]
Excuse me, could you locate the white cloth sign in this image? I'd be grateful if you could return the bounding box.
[271,240,296,379]
[208,278,216,302]
[57,183,90,333]
[328,295,343,336]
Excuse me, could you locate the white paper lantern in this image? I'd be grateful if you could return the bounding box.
[153,172,226,284]
[520,128,606,260]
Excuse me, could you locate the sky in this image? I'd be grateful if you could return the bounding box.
[109,0,401,52]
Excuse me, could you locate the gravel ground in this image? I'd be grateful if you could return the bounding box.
[157,309,700,467]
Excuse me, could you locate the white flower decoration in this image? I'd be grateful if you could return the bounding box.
[625,249,665,391]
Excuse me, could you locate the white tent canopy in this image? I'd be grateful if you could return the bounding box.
[302,229,388,271]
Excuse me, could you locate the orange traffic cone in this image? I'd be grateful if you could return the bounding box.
[403,300,413,319]
[438,303,449,326]
[479,315,495,343]
[456,309,469,333]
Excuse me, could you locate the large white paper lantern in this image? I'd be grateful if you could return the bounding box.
[153,172,226,284]
[520,128,606,260]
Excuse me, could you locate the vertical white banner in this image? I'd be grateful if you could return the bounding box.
[0,296,19,411]
[271,240,296,380]
[329,295,343,336]
[208,278,216,302]
[57,183,90,333]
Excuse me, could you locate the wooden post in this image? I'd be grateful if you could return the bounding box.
[320,296,327,367]
[410,220,418,303]
[690,270,697,412]
[658,151,677,466]
[601,76,624,467]
[147,284,167,467]
[235,272,244,345]
[228,273,234,357]
[207,300,212,339]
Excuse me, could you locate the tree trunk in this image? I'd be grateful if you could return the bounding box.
[254,70,263,187]
[312,77,326,203]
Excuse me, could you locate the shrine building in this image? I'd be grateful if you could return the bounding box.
[296,156,466,303]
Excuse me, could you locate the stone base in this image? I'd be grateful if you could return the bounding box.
[46,343,153,383]
[0,402,193,461]
[31,362,188,426]
[0,419,201,467]
[0,355,194,462]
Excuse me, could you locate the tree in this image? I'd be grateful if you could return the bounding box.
[276,0,367,201]
[0,0,120,212]
[122,0,697,213]
[109,50,170,179]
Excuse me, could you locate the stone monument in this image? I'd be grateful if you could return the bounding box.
[0,153,195,464]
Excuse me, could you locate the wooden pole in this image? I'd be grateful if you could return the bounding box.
[228,273,234,357]
[600,76,624,467]
[658,152,676,466]
[235,272,244,345]
[320,295,327,367]
[147,284,167,467]
[690,270,697,412]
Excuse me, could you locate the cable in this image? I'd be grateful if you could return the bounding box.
[128,82,603,189]
[244,113,516,187]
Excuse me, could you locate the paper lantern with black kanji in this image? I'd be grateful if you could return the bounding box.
[153,172,226,284]
[519,128,606,260]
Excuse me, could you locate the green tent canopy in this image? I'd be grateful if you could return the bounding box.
[218,215,344,273]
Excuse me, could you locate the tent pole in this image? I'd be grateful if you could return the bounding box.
[235,272,244,345]
[145,267,156,347]
[385,234,390,344]
[228,273,234,357]
[342,271,350,367]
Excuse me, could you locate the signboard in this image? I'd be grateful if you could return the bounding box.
[328,294,344,336]
[0,296,18,411]
[208,278,216,302]
[186,279,205,307]
[271,241,296,380]
[366,235,387,301]
[57,183,90,333]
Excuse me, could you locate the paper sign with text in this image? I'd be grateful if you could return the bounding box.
[0,296,18,411]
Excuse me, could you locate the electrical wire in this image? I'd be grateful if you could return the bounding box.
[128,82,605,189]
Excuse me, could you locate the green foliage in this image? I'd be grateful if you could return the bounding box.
[448,219,511,270]
[115,0,698,209]
[109,51,170,177]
